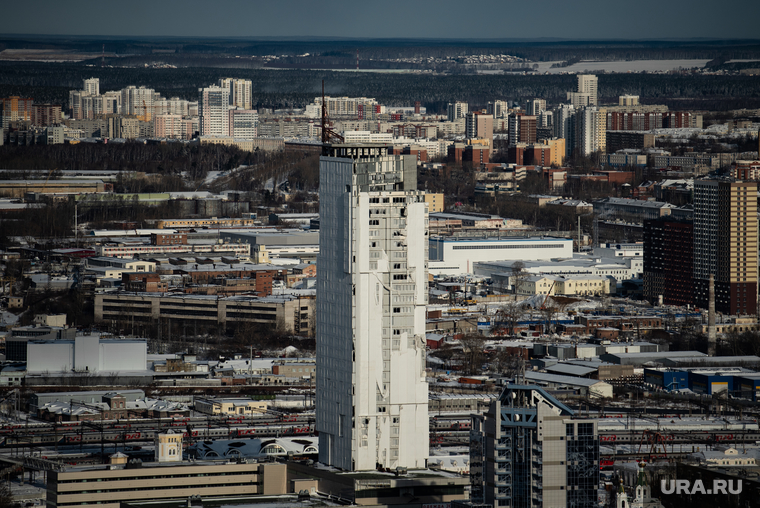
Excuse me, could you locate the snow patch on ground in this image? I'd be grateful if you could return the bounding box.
[204,170,224,184]
[282,345,299,356]
[1,311,19,326]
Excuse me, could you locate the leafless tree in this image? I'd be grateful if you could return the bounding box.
[540,297,568,335]
[0,481,21,508]
[495,351,526,378]
[433,344,457,371]
[510,261,529,294]
[459,334,487,375]
[493,301,526,337]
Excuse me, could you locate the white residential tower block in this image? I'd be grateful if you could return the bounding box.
[317,144,429,471]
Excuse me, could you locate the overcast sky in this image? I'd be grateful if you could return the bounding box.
[5,0,760,40]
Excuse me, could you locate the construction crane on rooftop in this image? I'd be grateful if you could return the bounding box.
[320,80,344,147]
[539,279,557,310]
[139,100,151,122]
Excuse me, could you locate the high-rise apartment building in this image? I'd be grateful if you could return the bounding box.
[83,77,100,97]
[525,98,546,116]
[154,114,185,139]
[643,217,694,307]
[1,96,33,128]
[465,112,493,146]
[228,108,258,139]
[508,114,537,146]
[542,138,566,166]
[567,92,591,109]
[311,96,380,119]
[219,78,252,109]
[68,90,85,120]
[153,97,196,117]
[198,85,230,137]
[577,74,598,106]
[32,104,61,127]
[487,100,509,119]
[574,107,603,156]
[553,104,575,158]
[317,144,429,471]
[102,91,121,115]
[597,107,607,153]
[538,109,553,128]
[693,179,758,315]
[619,94,639,106]
[447,101,469,121]
[471,385,599,508]
[121,86,155,119]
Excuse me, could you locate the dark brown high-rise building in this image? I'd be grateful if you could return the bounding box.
[693,179,758,315]
[32,104,62,127]
[644,218,695,306]
[508,113,536,146]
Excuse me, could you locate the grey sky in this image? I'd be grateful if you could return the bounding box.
[5,0,760,40]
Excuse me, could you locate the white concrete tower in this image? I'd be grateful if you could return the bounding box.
[219,78,252,109]
[83,77,100,96]
[577,74,598,106]
[198,85,230,137]
[317,144,429,471]
[575,106,600,156]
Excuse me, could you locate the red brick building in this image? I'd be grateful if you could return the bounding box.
[123,272,168,293]
[507,145,526,165]
[179,267,287,296]
[526,144,552,167]
[151,233,188,245]
[463,145,490,164]
[593,170,634,185]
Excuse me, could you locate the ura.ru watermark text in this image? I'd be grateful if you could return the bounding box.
[661,479,741,495]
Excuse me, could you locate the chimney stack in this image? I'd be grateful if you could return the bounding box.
[708,273,716,356]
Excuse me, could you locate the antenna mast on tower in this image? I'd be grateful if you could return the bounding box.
[321,80,344,149]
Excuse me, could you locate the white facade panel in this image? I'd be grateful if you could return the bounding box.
[27,342,74,373]
[101,341,147,372]
[74,336,100,372]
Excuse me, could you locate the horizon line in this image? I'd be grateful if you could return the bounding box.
[1,34,760,44]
